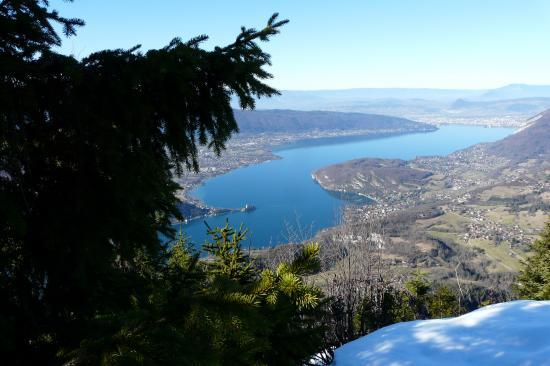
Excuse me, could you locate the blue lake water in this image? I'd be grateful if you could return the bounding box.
[179,125,514,248]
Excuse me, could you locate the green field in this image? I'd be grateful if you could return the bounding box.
[468,238,522,272]
[422,211,525,273]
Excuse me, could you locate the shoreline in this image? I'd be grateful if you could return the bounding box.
[310,172,378,204]
[175,126,437,222]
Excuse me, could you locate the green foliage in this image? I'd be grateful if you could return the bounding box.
[428,285,460,318]
[204,222,256,281]
[405,272,431,298]
[252,242,326,365]
[397,273,459,321]
[355,273,459,337]
[287,242,322,276]
[64,225,326,366]
[515,221,550,300]
[401,272,431,320]
[0,1,291,364]
[353,288,401,336]
[330,272,461,349]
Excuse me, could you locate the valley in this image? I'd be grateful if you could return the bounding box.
[178,123,514,248]
[174,109,436,218]
[312,111,550,289]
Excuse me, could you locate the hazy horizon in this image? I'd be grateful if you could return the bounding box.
[270,83,550,92]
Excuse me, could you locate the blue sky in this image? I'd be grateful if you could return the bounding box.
[52,0,550,90]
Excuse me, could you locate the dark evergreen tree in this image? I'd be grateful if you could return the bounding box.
[64,227,327,366]
[427,285,460,318]
[399,272,432,320]
[398,274,460,320]
[0,1,291,364]
[515,222,550,300]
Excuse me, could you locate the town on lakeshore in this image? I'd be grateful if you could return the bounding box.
[176,106,549,296]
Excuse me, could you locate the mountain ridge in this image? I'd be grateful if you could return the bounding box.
[486,109,550,161]
[240,85,550,125]
[480,84,550,101]
[233,109,435,134]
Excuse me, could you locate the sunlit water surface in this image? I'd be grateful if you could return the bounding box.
[178,125,514,248]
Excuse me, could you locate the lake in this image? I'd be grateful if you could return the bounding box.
[179,125,514,248]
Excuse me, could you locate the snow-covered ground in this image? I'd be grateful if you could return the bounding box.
[333,300,550,366]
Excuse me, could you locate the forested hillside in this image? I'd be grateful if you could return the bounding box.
[487,111,550,161]
[234,109,435,134]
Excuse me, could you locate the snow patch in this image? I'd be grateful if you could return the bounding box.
[333,300,550,366]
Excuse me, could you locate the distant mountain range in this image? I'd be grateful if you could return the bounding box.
[240,84,550,124]
[480,84,550,100]
[234,109,435,134]
[253,84,550,105]
[450,97,550,114]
